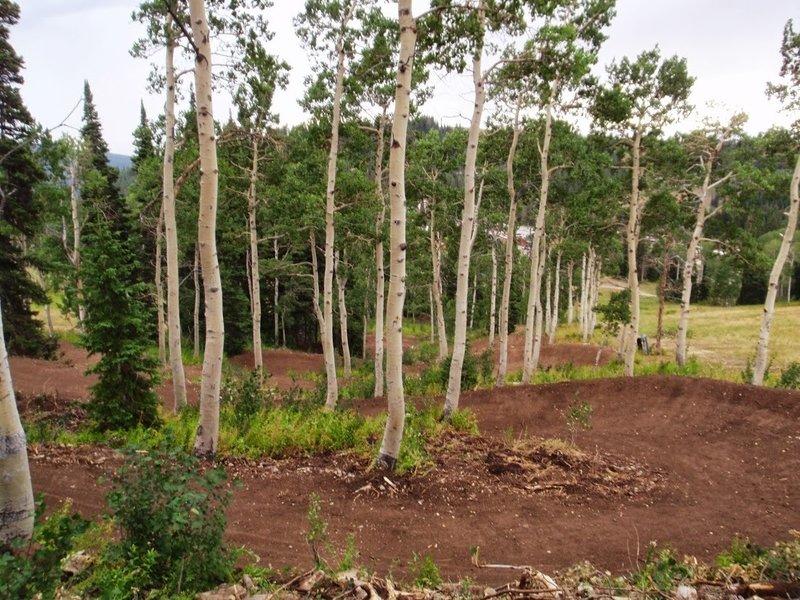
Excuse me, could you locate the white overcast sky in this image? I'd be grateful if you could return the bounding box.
[13,0,798,155]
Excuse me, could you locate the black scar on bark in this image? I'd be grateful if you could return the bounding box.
[375,453,397,471]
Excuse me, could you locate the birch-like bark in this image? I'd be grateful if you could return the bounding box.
[549,250,561,344]
[469,271,478,329]
[496,101,522,385]
[190,0,224,457]
[163,20,188,409]
[155,204,167,366]
[488,240,497,345]
[676,136,729,366]
[579,251,588,340]
[590,255,601,336]
[655,239,671,352]
[429,285,435,344]
[247,136,263,375]
[193,243,200,358]
[373,109,388,397]
[335,251,352,378]
[69,158,86,327]
[544,260,552,336]
[377,0,415,470]
[430,213,448,360]
[522,97,554,383]
[566,260,574,325]
[531,236,547,372]
[623,127,644,376]
[753,153,800,385]
[444,11,486,418]
[310,233,325,338]
[273,238,279,344]
[320,7,355,410]
[0,299,34,544]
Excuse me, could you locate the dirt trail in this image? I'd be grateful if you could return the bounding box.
[12,341,800,584]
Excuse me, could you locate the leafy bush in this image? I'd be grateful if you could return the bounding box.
[221,369,274,432]
[566,398,593,444]
[777,361,800,389]
[408,552,442,589]
[105,436,235,594]
[631,543,693,592]
[595,289,631,337]
[0,498,89,599]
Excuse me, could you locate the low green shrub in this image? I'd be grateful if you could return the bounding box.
[104,436,235,594]
[777,361,800,389]
[0,498,89,599]
[408,552,442,589]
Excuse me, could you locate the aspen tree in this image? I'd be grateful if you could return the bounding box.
[296,0,366,410]
[754,19,800,385]
[443,2,487,419]
[675,113,744,366]
[0,299,33,543]
[376,0,415,471]
[189,0,224,457]
[593,48,693,376]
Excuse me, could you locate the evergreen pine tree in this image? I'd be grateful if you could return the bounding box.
[132,100,156,172]
[79,81,160,430]
[0,0,56,358]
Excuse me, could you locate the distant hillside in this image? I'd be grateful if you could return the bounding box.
[107,152,132,171]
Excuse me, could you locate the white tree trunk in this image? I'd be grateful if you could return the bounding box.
[429,285,435,344]
[373,110,388,398]
[190,0,224,457]
[469,270,478,329]
[549,250,561,344]
[590,256,601,337]
[489,240,497,345]
[0,299,34,544]
[544,259,552,337]
[753,153,800,385]
[496,96,523,385]
[320,11,353,410]
[163,23,188,409]
[522,98,554,383]
[676,129,731,366]
[624,128,644,377]
[531,236,547,372]
[247,137,263,375]
[377,0,415,470]
[430,214,448,361]
[335,251,352,378]
[579,251,588,341]
[273,238,279,344]
[567,260,574,325]
[69,158,86,328]
[443,22,486,418]
[193,243,200,358]
[155,203,167,366]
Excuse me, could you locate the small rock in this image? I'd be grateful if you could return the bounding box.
[483,587,497,597]
[577,581,594,597]
[195,583,247,600]
[676,584,697,600]
[242,574,256,592]
[61,550,94,576]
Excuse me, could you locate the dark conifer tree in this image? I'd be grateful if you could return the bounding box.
[79,82,160,430]
[0,0,56,357]
[132,100,156,172]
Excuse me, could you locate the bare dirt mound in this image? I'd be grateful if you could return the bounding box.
[471,333,615,370]
[28,375,800,586]
[230,348,324,390]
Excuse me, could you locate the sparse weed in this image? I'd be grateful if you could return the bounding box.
[408,552,442,589]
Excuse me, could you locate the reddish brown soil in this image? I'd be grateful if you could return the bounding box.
[12,344,800,586]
